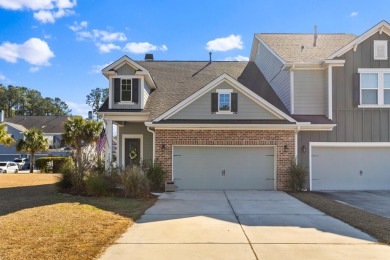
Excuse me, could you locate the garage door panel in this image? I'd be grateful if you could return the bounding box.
[173,146,274,190]
[312,147,390,190]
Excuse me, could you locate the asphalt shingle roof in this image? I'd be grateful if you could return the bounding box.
[4,116,69,134]
[257,34,357,63]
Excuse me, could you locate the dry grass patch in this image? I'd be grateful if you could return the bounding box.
[0,173,60,188]
[0,174,156,260]
[290,192,390,245]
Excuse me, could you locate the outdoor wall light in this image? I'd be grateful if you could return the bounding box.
[161,144,166,151]
[284,144,288,152]
[302,145,306,153]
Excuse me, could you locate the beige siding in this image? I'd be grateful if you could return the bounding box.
[254,41,291,111]
[118,123,153,166]
[294,70,327,115]
[170,82,279,120]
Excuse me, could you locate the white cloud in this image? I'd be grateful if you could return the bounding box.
[29,66,40,73]
[350,11,358,17]
[206,34,243,52]
[0,38,54,66]
[92,30,127,42]
[44,34,52,39]
[66,101,89,117]
[91,62,112,73]
[69,20,88,32]
[0,73,8,81]
[97,43,120,53]
[224,55,249,61]
[123,42,168,54]
[0,0,77,23]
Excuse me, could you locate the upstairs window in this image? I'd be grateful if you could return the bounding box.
[121,79,132,102]
[211,89,237,114]
[359,69,390,106]
[113,77,139,104]
[374,40,388,60]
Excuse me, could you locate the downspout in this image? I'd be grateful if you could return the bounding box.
[294,126,301,160]
[146,126,155,163]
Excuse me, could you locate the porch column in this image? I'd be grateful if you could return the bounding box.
[105,119,113,169]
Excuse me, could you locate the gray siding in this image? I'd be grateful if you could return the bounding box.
[0,126,22,155]
[170,82,279,120]
[298,32,390,176]
[116,64,137,75]
[118,123,153,166]
[254,41,291,111]
[144,81,151,107]
[294,70,327,115]
[110,63,143,110]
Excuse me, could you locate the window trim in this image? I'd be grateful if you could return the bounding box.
[216,89,234,114]
[373,40,388,60]
[358,68,390,107]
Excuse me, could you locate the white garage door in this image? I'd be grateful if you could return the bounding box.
[311,146,390,190]
[172,146,275,190]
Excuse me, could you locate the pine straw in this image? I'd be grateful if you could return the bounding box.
[290,192,390,245]
[0,174,156,260]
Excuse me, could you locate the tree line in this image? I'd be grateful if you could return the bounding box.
[0,84,71,117]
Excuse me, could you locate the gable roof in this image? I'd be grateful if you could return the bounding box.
[1,122,27,132]
[154,73,295,122]
[4,116,69,134]
[256,33,357,63]
[328,20,390,59]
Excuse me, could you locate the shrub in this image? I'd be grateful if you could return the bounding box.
[119,165,150,198]
[86,173,110,196]
[56,161,75,190]
[143,160,165,192]
[288,158,308,192]
[36,157,73,173]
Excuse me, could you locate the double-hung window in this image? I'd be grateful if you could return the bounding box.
[216,89,233,114]
[359,69,390,106]
[121,79,132,102]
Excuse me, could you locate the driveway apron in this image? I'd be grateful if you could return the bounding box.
[100,190,390,260]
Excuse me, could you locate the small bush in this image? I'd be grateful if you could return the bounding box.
[119,165,150,198]
[86,173,110,196]
[143,160,165,192]
[36,157,73,173]
[288,158,308,192]
[56,163,75,190]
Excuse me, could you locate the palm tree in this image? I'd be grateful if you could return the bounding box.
[16,128,49,173]
[0,124,14,146]
[62,116,102,169]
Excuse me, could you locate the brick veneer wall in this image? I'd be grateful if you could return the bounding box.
[155,129,295,191]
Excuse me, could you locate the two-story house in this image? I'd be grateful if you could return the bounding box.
[99,20,390,191]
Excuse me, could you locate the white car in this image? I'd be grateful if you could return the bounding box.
[0,161,19,173]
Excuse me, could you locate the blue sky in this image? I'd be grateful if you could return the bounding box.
[0,0,389,117]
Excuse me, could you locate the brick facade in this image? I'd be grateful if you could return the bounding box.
[155,129,295,191]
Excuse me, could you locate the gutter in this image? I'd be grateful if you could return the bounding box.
[146,126,156,163]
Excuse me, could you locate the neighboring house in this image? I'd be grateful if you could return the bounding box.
[99,20,390,191]
[0,115,70,161]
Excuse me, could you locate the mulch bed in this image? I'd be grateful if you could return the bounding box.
[290,192,390,245]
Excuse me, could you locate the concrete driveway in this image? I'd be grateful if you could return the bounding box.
[320,191,390,218]
[100,191,390,259]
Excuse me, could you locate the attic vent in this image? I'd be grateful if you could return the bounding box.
[145,53,154,61]
[374,40,388,60]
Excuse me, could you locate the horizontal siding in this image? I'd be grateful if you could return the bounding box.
[118,123,153,167]
[170,82,279,120]
[254,41,291,111]
[144,81,150,106]
[294,70,327,115]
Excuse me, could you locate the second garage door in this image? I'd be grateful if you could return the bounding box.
[172,146,275,190]
[311,145,390,190]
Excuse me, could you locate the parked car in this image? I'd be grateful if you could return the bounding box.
[0,161,19,173]
[13,158,29,170]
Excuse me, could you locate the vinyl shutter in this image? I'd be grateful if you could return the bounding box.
[231,93,238,113]
[353,73,360,107]
[114,78,121,103]
[132,78,139,103]
[211,93,218,113]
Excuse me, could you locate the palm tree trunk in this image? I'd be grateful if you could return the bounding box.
[30,152,34,173]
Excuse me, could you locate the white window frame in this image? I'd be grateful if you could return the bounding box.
[216,89,233,114]
[120,78,133,103]
[374,40,388,60]
[358,68,390,108]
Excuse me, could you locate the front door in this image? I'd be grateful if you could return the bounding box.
[124,138,141,166]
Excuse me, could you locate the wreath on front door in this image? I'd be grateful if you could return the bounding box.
[129,149,138,160]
